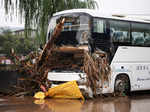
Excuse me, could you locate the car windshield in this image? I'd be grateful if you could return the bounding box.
[47,13,91,46]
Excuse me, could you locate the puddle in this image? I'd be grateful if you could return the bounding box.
[0,95,150,112]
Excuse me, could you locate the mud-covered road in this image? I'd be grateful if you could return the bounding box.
[0,94,150,112]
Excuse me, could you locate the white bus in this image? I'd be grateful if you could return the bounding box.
[47,9,150,96]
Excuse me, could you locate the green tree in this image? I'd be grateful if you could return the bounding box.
[0,29,37,56]
[3,0,98,44]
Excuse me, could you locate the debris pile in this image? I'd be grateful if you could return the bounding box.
[84,51,111,96]
[46,46,85,71]
[6,18,111,97]
[9,18,66,96]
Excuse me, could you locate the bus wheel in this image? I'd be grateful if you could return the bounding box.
[114,75,130,96]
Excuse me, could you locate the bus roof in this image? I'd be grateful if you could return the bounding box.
[53,9,150,24]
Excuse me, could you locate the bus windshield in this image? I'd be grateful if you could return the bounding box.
[47,13,91,46]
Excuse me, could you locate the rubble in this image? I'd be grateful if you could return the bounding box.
[3,18,111,98]
[84,50,111,96]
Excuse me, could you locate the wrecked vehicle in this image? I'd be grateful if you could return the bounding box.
[46,9,111,97]
[8,9,150,98]
[46,9,150,97]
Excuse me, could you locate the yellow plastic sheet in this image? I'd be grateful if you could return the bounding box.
[46,81,84,100]
[34,91,45,99]
[34,81,84,100]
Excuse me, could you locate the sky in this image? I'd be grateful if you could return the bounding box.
[0,0,24,28]
[96,0,150,15]
[0,0,150,27]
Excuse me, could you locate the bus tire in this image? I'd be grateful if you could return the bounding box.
[114,75,130,96]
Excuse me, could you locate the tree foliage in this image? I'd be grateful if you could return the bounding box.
[0,29,37,56]
[3,0,98,44]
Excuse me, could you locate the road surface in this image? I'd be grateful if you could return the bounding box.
[0,94,150,112]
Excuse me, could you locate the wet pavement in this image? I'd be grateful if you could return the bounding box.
[0,95,150,112]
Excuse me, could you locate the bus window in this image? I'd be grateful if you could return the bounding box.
[132,23,150,46]
[92,18,110,52]
[93,18,106,33]
[109,20,130,43]
[132,23,145,46]
[145,32,150,46]
[47,16,58,41]
[47,14,91,46]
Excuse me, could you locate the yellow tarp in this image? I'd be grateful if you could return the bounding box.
[46,81,84,100]
[34,81,84,100]
[34,91,45,99]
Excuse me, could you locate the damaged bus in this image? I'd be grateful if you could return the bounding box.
[46,9,150,96]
